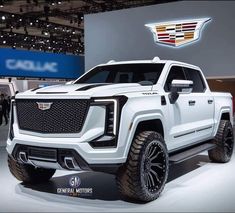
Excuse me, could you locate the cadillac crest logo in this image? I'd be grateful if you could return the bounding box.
[145,18,211,47]
[36,102,53,111]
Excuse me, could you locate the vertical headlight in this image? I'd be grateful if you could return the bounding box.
[106,103,114,135]
[94,99,117,136]
[90,96,127,148]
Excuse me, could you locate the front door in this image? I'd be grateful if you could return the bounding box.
[164,66,214,151]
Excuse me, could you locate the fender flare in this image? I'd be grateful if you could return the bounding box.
[123,112,165,159]
[213,107,231,137]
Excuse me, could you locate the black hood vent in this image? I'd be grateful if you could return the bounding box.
[76,84,111,91]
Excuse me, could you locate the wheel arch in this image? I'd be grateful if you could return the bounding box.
[134,119,164,138]
[123,114,165,159]
[220,112,230,121]
[213,108,232,137]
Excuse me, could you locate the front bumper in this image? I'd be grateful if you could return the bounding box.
[6,103,127,168]
[7,135,126,165]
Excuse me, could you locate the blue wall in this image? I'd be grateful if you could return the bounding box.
[0,48,84,79]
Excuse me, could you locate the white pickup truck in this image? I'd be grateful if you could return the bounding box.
[7,57,234,202]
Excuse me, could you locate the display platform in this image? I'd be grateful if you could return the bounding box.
[1,133,235,212]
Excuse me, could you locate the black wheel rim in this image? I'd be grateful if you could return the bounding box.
[142,141,167,193]
[224,127,234,157]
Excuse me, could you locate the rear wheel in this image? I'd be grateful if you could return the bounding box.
[116,131,169,202]
[208,120,234,163]
[8,155,56,183]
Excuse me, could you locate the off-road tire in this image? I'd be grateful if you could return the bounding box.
[116,131,169,202]
[8,155,56,183]
[208,120,234,163]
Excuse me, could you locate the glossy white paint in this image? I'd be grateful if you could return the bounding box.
[6,58,233,166]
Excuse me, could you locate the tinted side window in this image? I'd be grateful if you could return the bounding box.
[164,66,186,92]
[185,68,206,93]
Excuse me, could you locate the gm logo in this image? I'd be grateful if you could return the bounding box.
[69,176,81,188]
[145,18,211,47]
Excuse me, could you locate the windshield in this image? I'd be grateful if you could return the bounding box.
[75,63,165,84]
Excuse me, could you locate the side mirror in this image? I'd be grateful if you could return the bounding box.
[169,80,193,104]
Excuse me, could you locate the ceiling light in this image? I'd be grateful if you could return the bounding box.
[2,16,6,20]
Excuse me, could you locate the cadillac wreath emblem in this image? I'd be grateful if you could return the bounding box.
[145,18,211,47]
[36,102,53,111]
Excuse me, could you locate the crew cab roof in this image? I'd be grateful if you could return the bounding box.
[101,58,200,70]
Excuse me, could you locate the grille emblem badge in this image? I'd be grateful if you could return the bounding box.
[36,102,53,111]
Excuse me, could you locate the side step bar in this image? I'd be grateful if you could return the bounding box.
[169,143,217,164]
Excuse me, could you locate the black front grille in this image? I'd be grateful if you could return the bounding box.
[16,99,90,134]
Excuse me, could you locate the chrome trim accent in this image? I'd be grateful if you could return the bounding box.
[29,160,63,170]
[19,151,28,163]
[196,126,213,132]
[28,156,57,162]
[174,131,195,138]
[64,157,81,170]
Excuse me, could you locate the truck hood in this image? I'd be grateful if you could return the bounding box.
[16,83,153,99]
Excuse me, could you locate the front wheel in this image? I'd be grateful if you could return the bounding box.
[116,131,169,202]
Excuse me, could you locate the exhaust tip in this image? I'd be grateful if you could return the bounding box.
[64,157,81,170]
[19,152,28,163]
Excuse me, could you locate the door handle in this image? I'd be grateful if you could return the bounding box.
[188,100,196,106]
[208,99,213,104]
